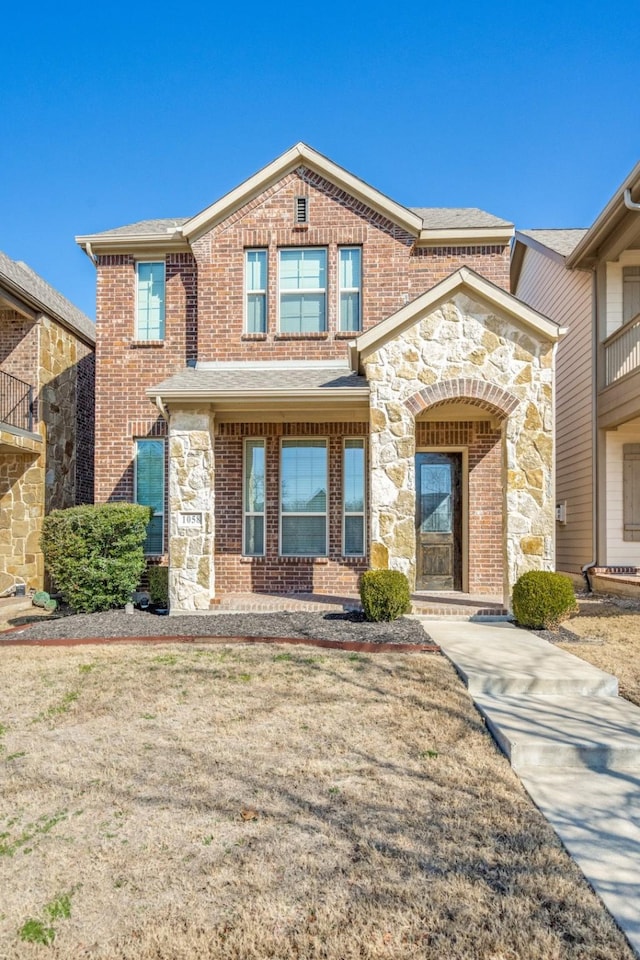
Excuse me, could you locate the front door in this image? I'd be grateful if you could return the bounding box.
[415,452,462,590]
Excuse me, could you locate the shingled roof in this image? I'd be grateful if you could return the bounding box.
[148,362,369,399]
[0,251,95,344]
[518,229,588,257]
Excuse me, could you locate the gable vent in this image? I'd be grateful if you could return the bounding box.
[295,196,309,224]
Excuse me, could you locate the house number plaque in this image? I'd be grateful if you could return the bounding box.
[178,512,203,529]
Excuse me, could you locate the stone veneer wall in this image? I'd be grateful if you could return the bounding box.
[366,292,555,602]
[168,408,215,611]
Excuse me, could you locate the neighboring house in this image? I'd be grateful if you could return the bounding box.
[0,251,95,595]
[512,160,640,579]
[77,143,563,613]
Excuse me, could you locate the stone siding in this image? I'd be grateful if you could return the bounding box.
[366,291,555,601]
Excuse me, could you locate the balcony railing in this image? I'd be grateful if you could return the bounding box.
[604,313,640,386]
[0,369,34,432]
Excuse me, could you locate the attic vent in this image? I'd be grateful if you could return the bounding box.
[295,196,309,224]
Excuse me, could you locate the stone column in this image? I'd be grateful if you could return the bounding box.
[168,407,215,613]
[369,401,417,587]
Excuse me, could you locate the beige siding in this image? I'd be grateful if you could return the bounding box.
[515,247,594,572]
[605,420,640,564]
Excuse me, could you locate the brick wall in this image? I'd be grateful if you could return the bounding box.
[214,421,369,595]
[94,252,196,505]
[416,419,503,595]
[0,310,38,389]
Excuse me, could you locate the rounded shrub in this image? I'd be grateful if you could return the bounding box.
[359,569,412,622]
[41,503,152,614]
[148,565,169,608]
[512,570,578,630]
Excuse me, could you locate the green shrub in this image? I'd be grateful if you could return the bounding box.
[359,570,411,622]
[148,566,169,607]
[512,571,578,630]
[41,503,151,613]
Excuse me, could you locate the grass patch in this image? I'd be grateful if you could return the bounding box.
[19,918,55,946]
[0,641,633,959]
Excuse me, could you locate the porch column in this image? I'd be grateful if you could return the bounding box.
[369,400,417,588]
[168,406,215,613]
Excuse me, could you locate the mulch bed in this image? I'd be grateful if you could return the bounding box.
[0,609,438,653]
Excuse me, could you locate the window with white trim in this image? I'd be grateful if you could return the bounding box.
[339,247,361,332]
[136,261,165,340]
[280,439,327,555]
[343,438,365,555]
[279,248,326,333]
[244,439,265,555]
[623,266,640,324]
[135,439,165,554]
[245,250,267,333]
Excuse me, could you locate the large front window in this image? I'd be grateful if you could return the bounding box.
[135,439,165,554]
[280,439,327,555]
[136,261,165,340]
[279,249,326,333]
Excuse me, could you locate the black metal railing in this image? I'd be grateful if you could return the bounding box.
[0,369,34,432]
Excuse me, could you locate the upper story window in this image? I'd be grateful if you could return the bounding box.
[136,261,165,340]
[623,266,640,324]
[339,247,361,332]
[279,248,327,333]
[245,250,268,333]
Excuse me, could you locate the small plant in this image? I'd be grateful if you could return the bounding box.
[359,570,411,622]
[19,918,55,946]
[147,565,169,608]
[41,503,151,613]
[512,570,578,630]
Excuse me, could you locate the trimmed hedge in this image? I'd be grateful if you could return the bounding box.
[148,566,169,607]
[360,570,411,622]
[41,503,152,613]
[512,570,578,630]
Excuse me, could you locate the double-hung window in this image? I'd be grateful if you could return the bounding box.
[280,439,327,555]
[135,439,165,554]
[339,248,362,332]
[343,439,365,555]
[279,248,326,333]
[136,261,165,340]
[244,439,266,555]
[245,250,267,333]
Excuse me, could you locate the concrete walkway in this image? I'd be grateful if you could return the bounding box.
[425,619,640,957]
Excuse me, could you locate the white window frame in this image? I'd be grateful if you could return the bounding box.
[135,260,166,341]
[133,438,165,555]
[243,438,266,556]
[342,438,366,556]
[279,438,328,557]
[338,247,362,333]
[244,249,268,334]
[278,247,327,333]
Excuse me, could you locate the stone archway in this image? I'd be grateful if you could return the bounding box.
[404,379,520,419]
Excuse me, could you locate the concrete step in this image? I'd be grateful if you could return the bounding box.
[429,621,618,696]
[0,596,34,619]
[475,694,640,773]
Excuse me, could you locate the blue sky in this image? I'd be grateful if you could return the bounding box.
[2,0,639,319]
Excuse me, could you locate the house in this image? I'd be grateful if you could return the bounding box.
[0,251,95,595]
[512,160,640,586]
[76,143,563,613]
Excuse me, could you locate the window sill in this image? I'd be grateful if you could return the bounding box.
[130,340,165,349]
[274,332,328,340]
[241,333,268,341]
[335,330,360,339]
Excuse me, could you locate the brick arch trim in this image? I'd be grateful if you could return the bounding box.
[404,378,520,418]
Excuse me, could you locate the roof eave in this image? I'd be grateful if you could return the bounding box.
[0,273,95,346]
[566,160,640,268]
[146,387,370,402]
[75,234,190,255]
[416,226,514,245]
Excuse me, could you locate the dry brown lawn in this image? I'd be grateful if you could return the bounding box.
[558,597,640,706]
[0,641,633,959]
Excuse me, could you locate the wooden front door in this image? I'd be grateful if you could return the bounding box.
[415,452,462,590]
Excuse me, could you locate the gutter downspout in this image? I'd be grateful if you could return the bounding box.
[154,395,168,422]
[581,267,599,592]
[624,189,640,212]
